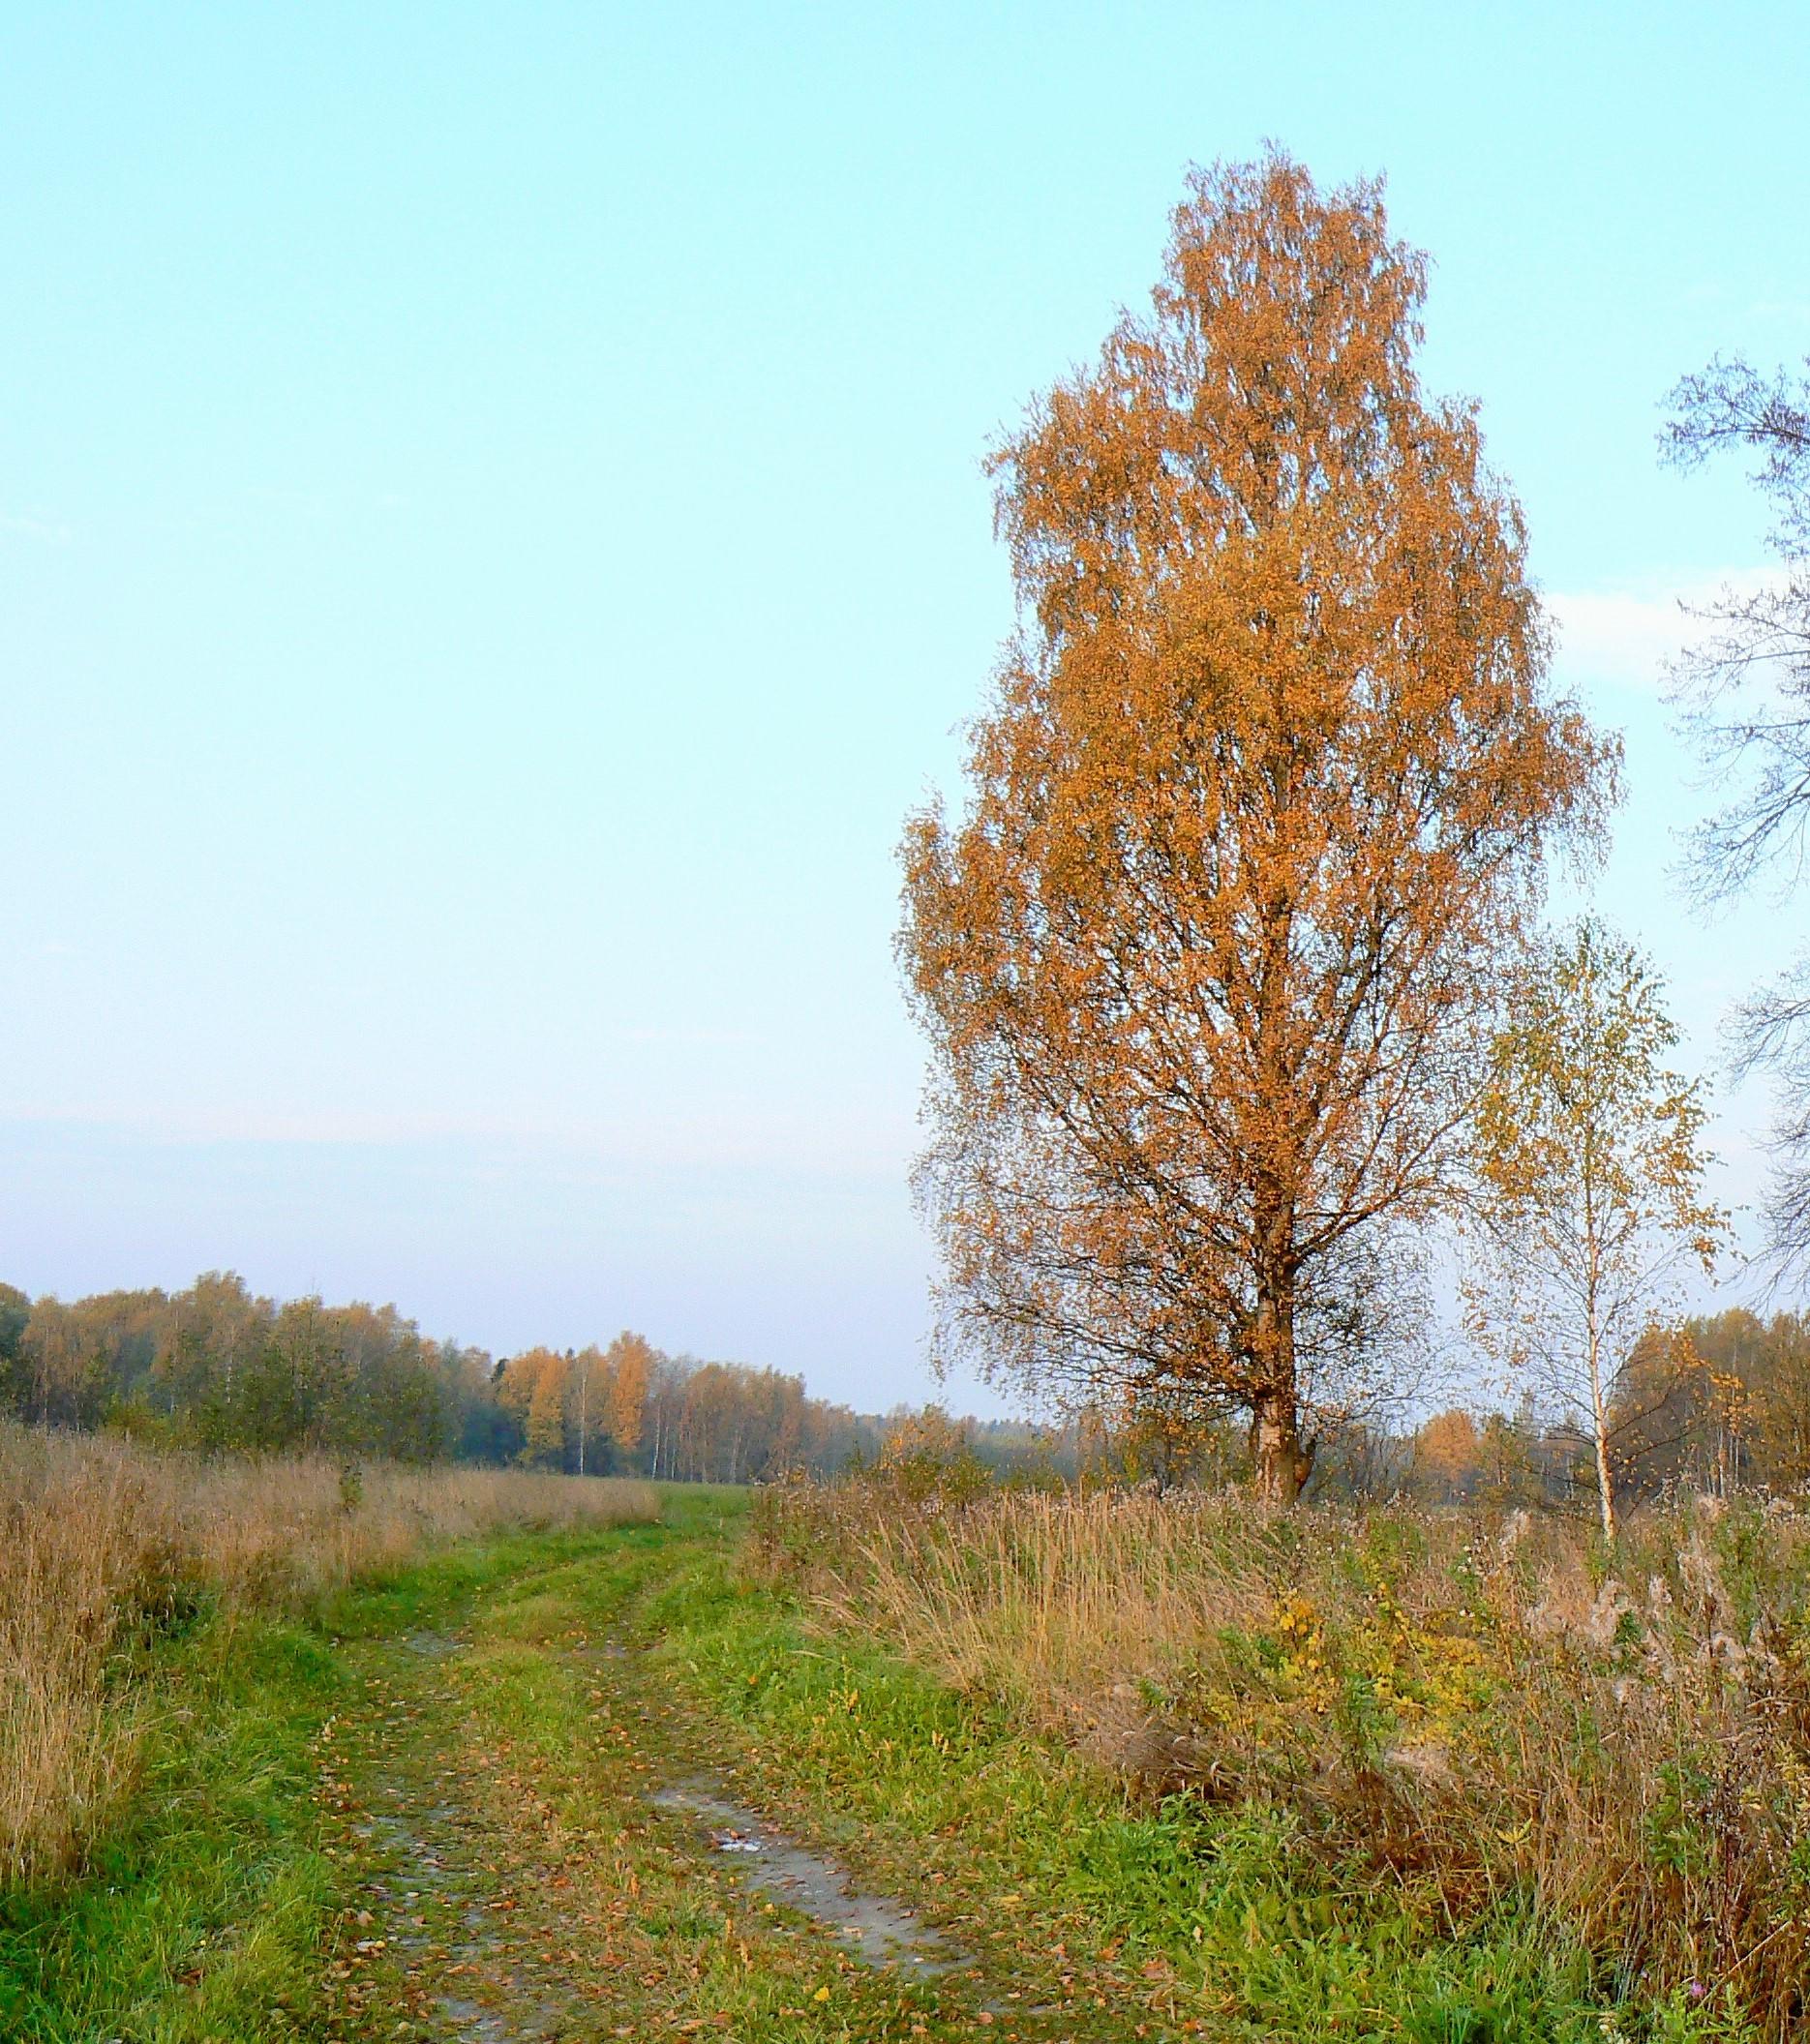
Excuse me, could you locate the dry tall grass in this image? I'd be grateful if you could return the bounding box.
[754,1482,1810,2035]
[0,1422,658,1889]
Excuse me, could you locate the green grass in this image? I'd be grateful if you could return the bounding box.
[0,1609,343,2042]
[0,1522,644,2042]
[611,1511,1633,2042]
[618,1491,1763,2043]
[0,1486,1762,2041]
[317,1490,1035,2041]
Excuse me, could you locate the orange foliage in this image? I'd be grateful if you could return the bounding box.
[1414,1408,1483,1499]
[603,1331,652,1458]
[900,153,1615,1502]
[497,1346,570,1467]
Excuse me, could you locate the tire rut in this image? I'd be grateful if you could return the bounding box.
[321,1634,596,2042]
[318,1606,992,2041]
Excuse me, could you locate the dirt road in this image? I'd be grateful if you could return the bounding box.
[313,1537,1095,2044]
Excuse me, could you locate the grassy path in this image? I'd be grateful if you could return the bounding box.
[5,1488,1626,2040]
[314,1493,1149,2043]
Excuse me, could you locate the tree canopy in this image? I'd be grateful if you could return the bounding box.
[0,1273,883,1480]
[901,152,1615,1500]
[1464,918,1725,1537]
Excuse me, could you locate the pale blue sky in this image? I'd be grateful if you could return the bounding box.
[3,2,1806,1410]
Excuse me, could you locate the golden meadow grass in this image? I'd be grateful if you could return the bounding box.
[0,1421,658,1889]
[753,1483,1810,2032]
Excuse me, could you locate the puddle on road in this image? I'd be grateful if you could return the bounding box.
[651,1779,970,1976]
[402,1629,464,1659]
[434,1996,517,2043]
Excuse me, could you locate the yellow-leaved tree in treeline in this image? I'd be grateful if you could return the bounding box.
[496,1334,654,1473]
[899,151,1616,1502]
[603,1330,651,1458]
[498,1347,571,1468]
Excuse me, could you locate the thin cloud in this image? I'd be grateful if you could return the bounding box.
[1547,569,1776,691]
[0,511,71,544]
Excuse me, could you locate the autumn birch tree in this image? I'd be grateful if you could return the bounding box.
[603,1331,653,1461]
[498,1346,572,1467]
[900,152,1615,1502]
[1464,919,1726,1539]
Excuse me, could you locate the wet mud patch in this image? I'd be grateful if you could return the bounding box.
[651,1777,971,1976]
[403,1629,465,1660]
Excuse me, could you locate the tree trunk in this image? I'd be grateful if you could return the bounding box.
[1591,1422,1617,1542]
[1252,1385,1310,1505]
[1588,1383,1618,1543]
[1250,1213,1310,1505]
[1585,1281,1618,1542]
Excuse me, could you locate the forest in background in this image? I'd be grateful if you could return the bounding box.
[4,1270,1810,1505]
[0,1271,1050,1482]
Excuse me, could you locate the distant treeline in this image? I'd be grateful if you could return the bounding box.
[0,1273,1048,1481]
[5,1276,1801,1502]
[1337,1311,1810,1508]
[864,1313,1810,1510]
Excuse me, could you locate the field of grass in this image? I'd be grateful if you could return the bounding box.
[0,1423,657,1888]
[750,1480,1810,2039]
[6,1435,1805,2039]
